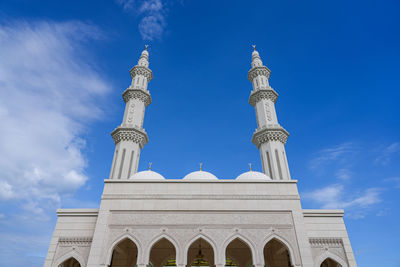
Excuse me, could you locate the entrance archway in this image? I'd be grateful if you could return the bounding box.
[321,258,342,267]
[110,238,138,267]
[263,238,292,267]
[187,238,215,267]
[225,238,253,267]
[58,257,81,267]
[149,238,177,267]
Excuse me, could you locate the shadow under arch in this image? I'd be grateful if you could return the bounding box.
[315,251,348,267]
[53,250,85,267]
[262,234,296,266]
[106,233,143,266]
[146,235,179,267]
[221,234,257,265]
[184,234,218,266]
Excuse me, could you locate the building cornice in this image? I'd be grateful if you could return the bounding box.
[251,125,289,147]
[122,88,152,106]
[249,88,278,106]
[247,66,271,81]
[111,126,149,148]
[129,65,153,81]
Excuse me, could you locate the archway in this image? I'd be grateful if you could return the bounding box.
[263,238,292,267]
[321,258,342,267]
[187,238,215,267]
[149,238,177,267]
[58,257,81,267]
[225,238,253,267]
[110,238,138,267]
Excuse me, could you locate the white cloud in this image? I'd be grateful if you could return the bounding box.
[335,168,352,180]
[117,0,167,41]
[304,184,382,218]
[0,20,110,212]
[309,142,357,169]
[375,142,400,165]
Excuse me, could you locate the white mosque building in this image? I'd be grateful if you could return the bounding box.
[44,47,357,267]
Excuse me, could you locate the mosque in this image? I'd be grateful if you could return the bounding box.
[44,47,357,267]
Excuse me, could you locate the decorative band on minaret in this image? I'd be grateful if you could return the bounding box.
[109,46,153,179]
[248,47,291,180]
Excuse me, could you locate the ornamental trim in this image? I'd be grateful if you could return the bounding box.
[111,127,149,148]
[58,237,92,245]
[247,66,271,81]
[251,125,289,147]
[122,89,152,106]
[309,238,343,248]
[249,88,278,106]
[129,65,153,81]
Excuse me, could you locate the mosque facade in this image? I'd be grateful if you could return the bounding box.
[44,47,357,267]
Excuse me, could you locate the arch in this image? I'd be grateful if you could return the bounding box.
[262,234,296,266]
[184,234,218,265]
[315,251,348,267]
[106,233,143,266]
[221,234,257,265]
[146,234,180,265]
[53,250,85,267]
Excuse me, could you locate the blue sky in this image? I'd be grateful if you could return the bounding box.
[0,0,399,266]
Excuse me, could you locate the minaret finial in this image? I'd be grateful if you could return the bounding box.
[149,162,152,170]
[145,44,148,50]
[252,44,256,51]
[248,163,252,171]
[199,163,203,171]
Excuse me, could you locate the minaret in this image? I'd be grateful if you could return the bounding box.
[109,46,152,179]
[248,46,291,180]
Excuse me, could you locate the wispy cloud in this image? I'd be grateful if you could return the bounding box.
[375,142,400,165]
[335,168,352,180]
[116,0,167,41]
[303,184,382,218]
[309,142,357,169]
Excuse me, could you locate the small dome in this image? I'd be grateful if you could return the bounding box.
[236,171,271,181]
[183,171,219,181]
[130,170,165,181]
[252,50,260,57]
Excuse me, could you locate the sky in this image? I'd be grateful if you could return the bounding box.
[0,0,399,266]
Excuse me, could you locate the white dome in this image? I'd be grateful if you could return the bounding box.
[129,170,165,181]
[236,171,271,181]
[183,171,219,181]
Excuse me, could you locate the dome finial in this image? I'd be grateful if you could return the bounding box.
[252,44,256,51]
[149,162,152,170]
[248,163,252,171]
[199,162,203,171]
[145,44,149,51]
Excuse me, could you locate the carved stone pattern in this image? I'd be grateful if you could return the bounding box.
[127,103,135,123]
[252,128,289,147]
[309,238,343,247]
[59,237,93,245]
[130,66,153,81]
[123,89,152,106]
[111,127,148,148]
[249,89,278,106]
[265,102,272,121]
[247,66,271,81]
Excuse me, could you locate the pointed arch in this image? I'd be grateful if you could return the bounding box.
[53,250,85,267]
[184,233,218,265]
[315,251,348,267]
[106,233,143,266]
[262,234,296,266]
[145,233,180,264]
[221,234,257,265]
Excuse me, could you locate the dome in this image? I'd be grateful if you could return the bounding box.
[129,170,165,181]
[236,171,271,181]
[183,171,219,181]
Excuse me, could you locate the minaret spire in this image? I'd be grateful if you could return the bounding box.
[109,46,153,179]
[248,47,291,180]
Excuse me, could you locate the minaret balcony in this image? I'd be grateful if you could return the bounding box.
[111,126,149,148]
[249,87,278,106]
[122,88,152,106]
[251,125,289,148]
[129,65,153,81]
[247,66,271,81]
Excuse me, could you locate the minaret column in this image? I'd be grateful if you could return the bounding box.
[248,47,291,180]
[109,47,153,179]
